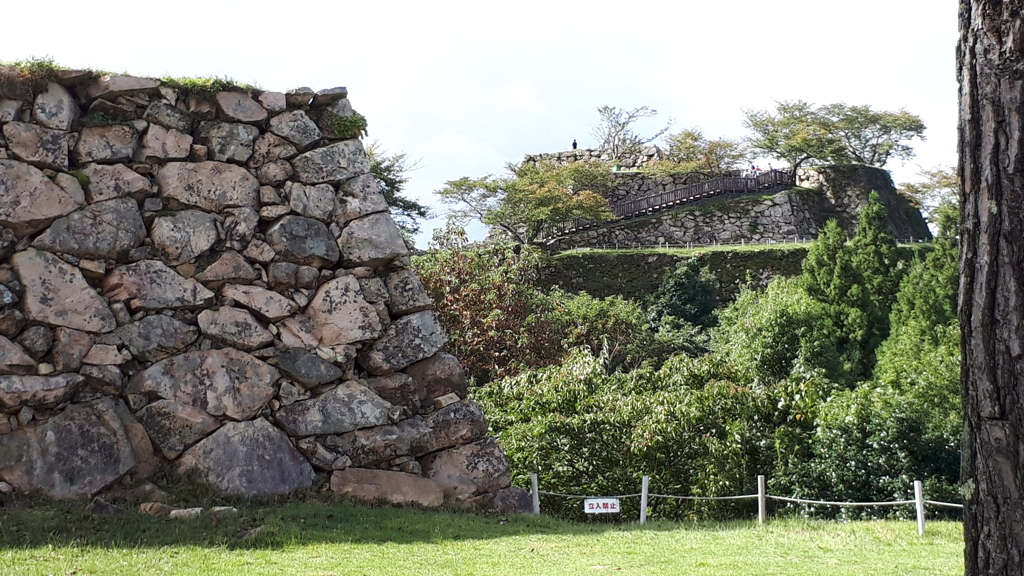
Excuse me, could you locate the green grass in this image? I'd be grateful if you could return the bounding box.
[0,498,962,575]
[159,76,259,99]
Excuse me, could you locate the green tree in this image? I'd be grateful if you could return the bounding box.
[590,105,673,161]
[648,258,718,327]
[436,160,614,245]
[365,142,430,236]
[898,166,959,224]
[800,194,902,381]
[648,127,749,177]
[743,100,925,170]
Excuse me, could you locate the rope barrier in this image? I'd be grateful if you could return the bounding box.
[648,493,757,501]
[768,495,916,507]
[537,490,642,499]
[925,500,964,509]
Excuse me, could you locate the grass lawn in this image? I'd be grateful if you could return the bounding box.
[0,497,962,575]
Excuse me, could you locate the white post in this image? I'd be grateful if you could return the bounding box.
[757,475,767,525]
[640,475,650,524]
[532,473,540,516]
[914,480,925,535]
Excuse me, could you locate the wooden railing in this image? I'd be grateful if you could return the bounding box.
[548,170,792,238]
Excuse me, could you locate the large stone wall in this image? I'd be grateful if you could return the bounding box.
[551,165,930,249]
[0,69,524,511]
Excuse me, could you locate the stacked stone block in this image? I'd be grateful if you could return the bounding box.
[0,69,524,511]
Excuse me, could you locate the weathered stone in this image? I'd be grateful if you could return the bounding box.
[0,99,22,123]
[142,101,193,133]
[85,75,160,100]
[268,110,321,149]
[82,343,123,365]
[276,315,318,349]
[317,99,360,140]
[135,399,221,459]
[0,373,81,409]
[256,160,292,186]
[357,277,388,303]
[177,418,314,496]
[74,124,139,164]
[311,87,349,107]
[265,215,339,268]
[80,364,125,395]
[0,160,80,236]
[51,327,94,373]
[330,468,443,507]
[285,181,335,222]
[306,276,383,346]
[338,213,410,267]
[194,251,259,285]
[285,87,315,108]
[243,238,275,263]
[215,92,267,124]
[0,335,35,375]
[0,309,26,340]
[183,97,216,120]
[422,400,488,453]
[2,121,70,169]
[53,172,86,207]
[465,486,533,514]
[135,124,192,162]
[384,269,433,316]
[80,163,151,202]
[115,314,198,362]
[169,507,203,519]
[296,437,348,470]
[222,206,259,249]
[274,381,393,436]
[0,398,141,498]
[221,284,297,322]
[157,161,259,211]
[404,352,468,399]
[33,82,79,131]
[197,306,273,351]
[128,348,279,420]
[359,311,446,375]
[268,262,299,290]
[13,249,116,333]
[86,98,135,121]
[0,284,17,307]
[196,121,259,163]
[32,198,146,260]
[260,205,291,220]
[291,140,369,184]
[258,91,286,112]
[273,348,344,389]
[433,392,460,410]
[419,438,511,499]
[364,376,421,420]
[150,210,219,265]
[103,260,214,310]
[247,132,297,168]
[327,417,431,467]
[16,326,53,360]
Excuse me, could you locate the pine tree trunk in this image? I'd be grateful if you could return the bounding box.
[959,2,1024,574]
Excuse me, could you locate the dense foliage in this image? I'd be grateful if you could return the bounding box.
[442,196,961,521]
[743,100,926,170]
[436,160,615,245]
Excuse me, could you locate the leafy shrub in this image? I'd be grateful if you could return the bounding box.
[648,258,718,327]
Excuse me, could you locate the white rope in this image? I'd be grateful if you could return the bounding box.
[648,493,757,501]
[925,500,964,509]
[537,490,641,499]
[769,495,915,507]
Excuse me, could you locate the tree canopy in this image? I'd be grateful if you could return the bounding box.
[743,100,925,171]
[650,127,749,177]
[435,160,615,245]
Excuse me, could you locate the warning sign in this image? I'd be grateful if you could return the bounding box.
[584,498,621,514]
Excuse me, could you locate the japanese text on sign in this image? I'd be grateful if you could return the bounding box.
[584,498,621,514]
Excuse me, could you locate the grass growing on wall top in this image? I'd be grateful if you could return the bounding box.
[159,76,260,99]
[0,497,963,576]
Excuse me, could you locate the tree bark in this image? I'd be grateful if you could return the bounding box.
[959,2,1024,574]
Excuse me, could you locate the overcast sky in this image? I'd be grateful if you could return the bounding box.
[2,0,959,246]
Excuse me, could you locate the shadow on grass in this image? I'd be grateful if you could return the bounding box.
[0,491,760,551]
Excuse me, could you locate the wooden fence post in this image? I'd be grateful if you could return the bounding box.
[640,476,650,524]
[757,475,767,525]
[914,480,925,535]
[532,473,540,516]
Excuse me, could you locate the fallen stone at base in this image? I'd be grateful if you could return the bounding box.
[330,467,444,507]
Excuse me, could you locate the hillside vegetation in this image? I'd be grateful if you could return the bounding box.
[413,196,959,522]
